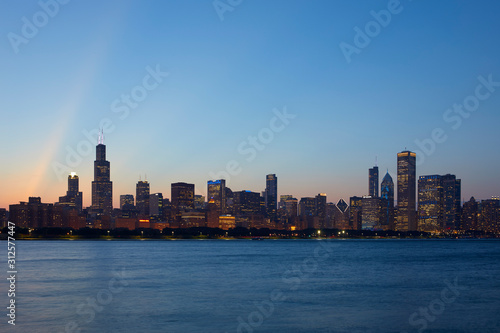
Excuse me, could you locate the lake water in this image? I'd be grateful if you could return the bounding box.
[1,239,499,333]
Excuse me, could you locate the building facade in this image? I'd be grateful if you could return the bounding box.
[397,150,416,231]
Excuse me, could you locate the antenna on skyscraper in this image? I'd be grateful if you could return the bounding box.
[98,128,104,145]
[375,156,378,167]
[139,174,141,181]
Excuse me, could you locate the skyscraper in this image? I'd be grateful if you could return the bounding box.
[149,193,163,221]
[361,196,382,230]
[91,132,112,215]
[369,166,379,197]
[265,174,278,221]
[136,180,150,217]
[299,197,315,217]
[349,196,363,230]
[59,172,83,212]
[194,195,206,210]
[462,197,478,230]
[442,174,461,230]
[315,193,327,227]
[418,175,444,232]
[397,150,416,231]
[381,171,394,207]
[171,182,195,211]
[233,190,261,216]
[120,194,134,210]
[381,171,395,229]
[207,179,226,214]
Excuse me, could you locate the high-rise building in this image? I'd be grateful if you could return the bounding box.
[369,166,379,197]
[442,174,461,230]
[479,197,500,233]
[0,208,7,228]
[315,193,327,227]
[136,180,150,217]
[149,193,163,220]
[120,194,134,210]
[330,199,349,230]
[233,190,261,216]
[381,171,395,229]
[265,174,278,221]
[171,182,195,211]
[361,196,382,230]
[59,172,83,212]
[462,197,478,230]
[418,175,444,232]
[417,174,461,232]
[91,133,112,215]
[194,195,206,210]
[349,196,363,230]
[207,180,226,214]
[397,150,416,231]
[381,171,394,207]
[299,197,316,217]
[283,198,298,218]
[279,195,293,210]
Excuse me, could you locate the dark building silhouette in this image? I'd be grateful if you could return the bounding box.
[120,194,134,210]
[91,132,112,215]
[233,190,261,216]
[265,174,278,221]
[462,197,478,230]
[315,193,327,227]
[299,197,315,217]
[397,150,416,231]
[171,182,195,211]
[0,208,7,228]
[9,197,74,228]
[479,197,500,233]
[58,172,83,212]
[381,171,395,229]
[349,196,363,230]
[369,166,379,197]
[149,193,163,221]
[442,174,461,230]
[136,180,150,217]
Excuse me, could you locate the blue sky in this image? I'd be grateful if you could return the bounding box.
[1,0,499,208]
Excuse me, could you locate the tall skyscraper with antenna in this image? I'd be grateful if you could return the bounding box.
[91,130,113,215]
[136,179,150,217]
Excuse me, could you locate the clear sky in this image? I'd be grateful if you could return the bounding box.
[1,0,499,209]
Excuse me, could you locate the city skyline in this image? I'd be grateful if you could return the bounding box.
[2,1,500,209]
[2,135,499,210]
[5,136,497,213]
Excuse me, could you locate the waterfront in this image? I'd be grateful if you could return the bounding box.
[1,239,499,332]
